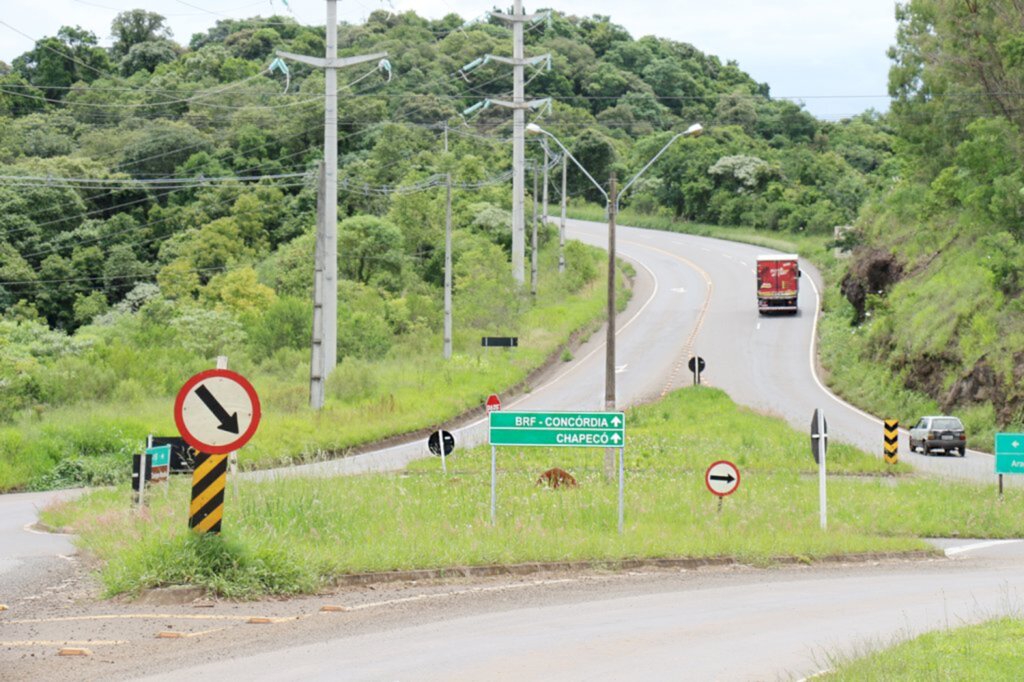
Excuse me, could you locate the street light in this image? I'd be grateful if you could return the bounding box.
[526,121,703,423]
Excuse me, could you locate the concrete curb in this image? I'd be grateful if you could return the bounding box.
[328,550,941,588]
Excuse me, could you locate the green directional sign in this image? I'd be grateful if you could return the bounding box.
[489,411,625,448]
[995,433,1024,474]
[145,444,171,468]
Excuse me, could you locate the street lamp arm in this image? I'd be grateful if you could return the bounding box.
[526,124,609,204]
[617,123,703,210]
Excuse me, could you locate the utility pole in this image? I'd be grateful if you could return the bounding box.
[444,124,453,360]
[559,154,567,273]
[277,1,386,407]
[531,163,539,297]
[604,172,618,479]
[310,162,326,408]
[541,139,550,231]
[483,1,550,285]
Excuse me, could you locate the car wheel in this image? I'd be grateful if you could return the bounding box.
[958,446,966,457]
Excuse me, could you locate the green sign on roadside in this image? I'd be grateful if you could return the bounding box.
[489,411,625,448]
[994,433,1024,475]
[146,444,171,468]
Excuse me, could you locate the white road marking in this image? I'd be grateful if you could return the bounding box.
[756,323,761,331]
[616,364,628,374]
[944,539,1022,556]
[671,287,687,294]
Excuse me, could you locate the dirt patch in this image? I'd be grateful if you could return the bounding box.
[840,248,903,323]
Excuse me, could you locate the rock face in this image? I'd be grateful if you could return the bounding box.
[840,248,903,323]
[536,468,577,489]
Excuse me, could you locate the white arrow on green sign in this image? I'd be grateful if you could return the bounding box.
[489,411,625,448]
[995,433,1024,474]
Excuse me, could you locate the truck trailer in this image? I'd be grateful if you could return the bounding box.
[756,254,800,314]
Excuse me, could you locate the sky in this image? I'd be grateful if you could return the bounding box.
[1,0,899,121]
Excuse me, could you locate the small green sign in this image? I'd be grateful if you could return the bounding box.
[489,411,625,448]
[146,444,171,468]
[995,433,1024,475]
[995,433,1024,455]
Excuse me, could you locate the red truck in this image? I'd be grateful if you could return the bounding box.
[756,254,800,314]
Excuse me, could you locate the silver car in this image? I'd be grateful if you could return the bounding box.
[908,416,966,456]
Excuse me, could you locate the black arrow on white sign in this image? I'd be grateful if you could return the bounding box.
[710,473,735,484]
[194,384,240,434]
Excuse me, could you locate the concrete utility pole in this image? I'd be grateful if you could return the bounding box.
[541,139,550,230]
[310,162,327,408]
[487,0,549,285]
[277,1,385,407]
[604,173,618,478]
[531,164,539,296]
[444,124,453,360]
[559,154,567,273]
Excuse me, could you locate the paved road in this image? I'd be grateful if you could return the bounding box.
[130,541,1024,682]
[3,219,1019,681]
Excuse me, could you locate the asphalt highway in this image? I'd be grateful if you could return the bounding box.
[2,219,1020,681]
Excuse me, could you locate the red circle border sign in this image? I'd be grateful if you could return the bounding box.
[704,460,741,497]
[174,369,261,454]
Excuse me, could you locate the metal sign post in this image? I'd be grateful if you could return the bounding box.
[810,409,828,530]
[688,356,705,385]
[489,411,626,531]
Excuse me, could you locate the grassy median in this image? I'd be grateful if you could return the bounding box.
[41,386,1024,599]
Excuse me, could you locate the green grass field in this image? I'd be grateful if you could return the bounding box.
[42,387,1024,600]
[0,241,619,492]
[823,618,1024,680]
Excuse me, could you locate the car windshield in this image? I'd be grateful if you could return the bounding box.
[932,418,963,430]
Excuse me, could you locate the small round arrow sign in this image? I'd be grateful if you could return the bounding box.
[428,430,455,457]
[705,460,740,497]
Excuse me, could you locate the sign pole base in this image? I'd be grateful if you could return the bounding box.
[618,447,624,534]
[490,446,496,526]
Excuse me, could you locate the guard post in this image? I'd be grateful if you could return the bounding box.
[884,419,899,465]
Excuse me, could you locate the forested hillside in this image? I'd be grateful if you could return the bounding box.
[834,0,1024,434]
[0,8,893,488]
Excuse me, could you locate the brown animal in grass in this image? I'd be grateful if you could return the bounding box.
[536,467,577,489]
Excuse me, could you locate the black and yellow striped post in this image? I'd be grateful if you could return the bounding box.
[188,453,228,534]
[884,419,899,465]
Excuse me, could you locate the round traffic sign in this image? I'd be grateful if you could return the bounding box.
[428,430,455,457]
[485,394,501,412]
[174,369,261,455]
[704,460,740,497]
[688,356,706,373]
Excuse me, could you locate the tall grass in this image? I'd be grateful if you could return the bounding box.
[46,387,1024,600]
[1,242,620,491]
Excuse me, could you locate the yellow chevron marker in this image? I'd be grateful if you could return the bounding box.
[884,419,899,464]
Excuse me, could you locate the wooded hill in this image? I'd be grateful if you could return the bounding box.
[0,8,894,430]
[836,0,1024,433]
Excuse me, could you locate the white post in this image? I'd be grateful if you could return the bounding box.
[490,446,497,525]
[818,409,827,530]
[618,447,624,534]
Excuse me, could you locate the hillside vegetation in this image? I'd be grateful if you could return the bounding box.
[0,9,894,489]
[827,1,1024,442]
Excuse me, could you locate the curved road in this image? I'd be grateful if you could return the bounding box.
[2,219,1019,681]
